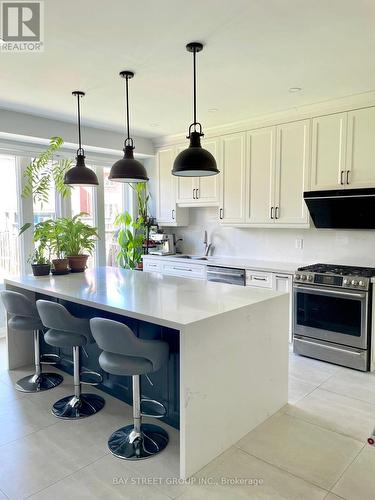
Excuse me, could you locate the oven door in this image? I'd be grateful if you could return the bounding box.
[293,284,369,349]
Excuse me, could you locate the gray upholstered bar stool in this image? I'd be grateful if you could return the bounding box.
[90,317,169,460]
[0,291,63,392]
[36,300,105,419]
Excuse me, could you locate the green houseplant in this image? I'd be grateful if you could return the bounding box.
[20,219,53,276]
[22,137,72,205]
[115,183,149,270]
[58,213,99,272]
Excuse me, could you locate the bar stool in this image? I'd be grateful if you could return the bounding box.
[90,317,169,460]
[36,300,105,419]
[0,290,63,392]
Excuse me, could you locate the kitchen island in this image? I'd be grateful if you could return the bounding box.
[4,266,289,478]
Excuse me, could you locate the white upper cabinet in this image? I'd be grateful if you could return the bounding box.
[346,107,375,188]
[219,132,246,224]
[176,138,220,206]
[311,107,375,191]
[246,121,310,227]
[246,127,275,224]
[156,147,188,226]
[274,120,310,225]
[311,113,347,190]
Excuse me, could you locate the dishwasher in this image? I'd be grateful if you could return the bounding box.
[206,265,246,286]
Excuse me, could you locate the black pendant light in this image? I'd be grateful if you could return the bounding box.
[64,91,99,186]
[172,42,219,177]
[109,71,148,183]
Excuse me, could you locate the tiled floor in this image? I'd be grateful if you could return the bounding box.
[0,337,375,500]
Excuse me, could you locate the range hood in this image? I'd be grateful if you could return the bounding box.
[304,188,375,229]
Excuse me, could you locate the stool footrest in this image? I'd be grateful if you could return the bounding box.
[40,353,61,365]
[80,370,103,386]
[140,398,167,419]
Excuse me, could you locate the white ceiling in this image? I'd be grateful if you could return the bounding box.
[1,0,375,139]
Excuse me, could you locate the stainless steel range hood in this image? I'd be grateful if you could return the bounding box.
[304,188,375,229]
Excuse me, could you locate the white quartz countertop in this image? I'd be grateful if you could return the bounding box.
[4,266,286,330]
[143,254,299,274]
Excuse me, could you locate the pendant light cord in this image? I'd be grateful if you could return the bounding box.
[76,93,84,155]
[188,45,202,138]
[124,75,134,148]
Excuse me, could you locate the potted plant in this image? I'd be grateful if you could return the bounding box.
[20,220,53,276]
[114,211,145,270]
[58,213,99,272]
[47,219,70,273]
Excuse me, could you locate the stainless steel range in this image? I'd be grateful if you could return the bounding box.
[293,263,375,371]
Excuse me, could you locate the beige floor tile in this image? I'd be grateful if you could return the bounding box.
[0,395,57,446]
[286,388,375,442]
[288,376,318,404]
[333,445,375,500]
[237,413,363,490]
[193,446,327,499]
[0,424,107,499]
[0,378,27,404]
[0,489,7,500]
[321,370,375,405]
[29,453,173,500]
[289,354,341,386]
[324,494,346,500]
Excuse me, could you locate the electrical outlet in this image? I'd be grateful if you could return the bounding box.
[295,238,304,249]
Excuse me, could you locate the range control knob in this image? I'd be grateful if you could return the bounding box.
[307,275,313,282]
[343,278,349,286]
[351,280,358,287]
[301,274,307,281]
[295,273,301,280]
[359,280,365,287]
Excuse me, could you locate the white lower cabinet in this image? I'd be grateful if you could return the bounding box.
[143,258,206,280]
[246,270,293,341]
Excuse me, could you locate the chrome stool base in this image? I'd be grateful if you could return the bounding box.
[108,423,169,460]
[16,372,63,393]
[52,393,105,419]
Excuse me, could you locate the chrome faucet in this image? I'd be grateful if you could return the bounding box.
[203,230,212,257]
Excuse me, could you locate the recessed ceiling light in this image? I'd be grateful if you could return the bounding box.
[289,87,302,93]
[208,108,219,113]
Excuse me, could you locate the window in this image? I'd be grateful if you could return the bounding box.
[70,164,97,267]
[0,155,20,279]
[103,167,125,266]
[33,182,56,224]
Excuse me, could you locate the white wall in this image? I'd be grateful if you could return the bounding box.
[169,207,375,267]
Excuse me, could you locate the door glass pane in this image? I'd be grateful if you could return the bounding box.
[70,181,95,267]
[0,155,20,279]
[296,291,362,337]
[33,178,56,224]
[103,167,124,266]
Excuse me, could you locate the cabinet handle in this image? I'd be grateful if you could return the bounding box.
[270,207,274,219]
[340,171,345,185]
[219,208,224,219]
[253,276,267,281]
[196,188,199,199]
[275,206,279,219]
[171,209,175,220]
[346,170,350,185]
[173,266,192,272]
[193,188,196,199]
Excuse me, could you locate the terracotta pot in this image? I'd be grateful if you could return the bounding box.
[31,264,51,276]
[52,258,70,273]
[68,255,89,273]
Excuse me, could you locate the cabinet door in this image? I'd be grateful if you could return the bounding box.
[220,132,246,223]
[176,176,196,203]
[156,148,176,223]
[274,120,310,225]
[311,113,347,190]
[246,127,275,224]
[197,138,220,204]
[273,273,293,341]
[346,107,375,188]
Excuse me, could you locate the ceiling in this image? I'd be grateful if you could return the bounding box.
[1,0,375,139]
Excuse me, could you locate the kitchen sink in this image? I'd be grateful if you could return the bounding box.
[174,255,208,260]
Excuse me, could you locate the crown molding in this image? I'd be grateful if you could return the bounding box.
[153,89,375,148]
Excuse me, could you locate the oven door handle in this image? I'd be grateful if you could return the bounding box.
[295,337,363,356]
[294,285,366,299]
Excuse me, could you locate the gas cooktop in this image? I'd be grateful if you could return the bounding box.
[298,263,375,278]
